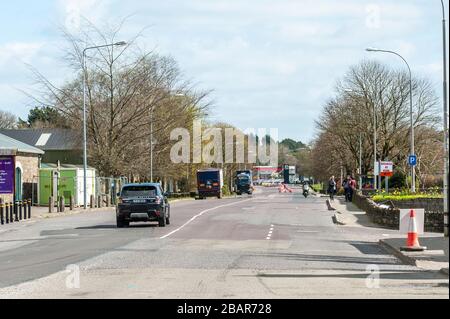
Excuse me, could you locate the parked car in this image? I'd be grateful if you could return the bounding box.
[116,183,170,228]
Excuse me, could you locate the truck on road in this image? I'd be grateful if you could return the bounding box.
[197,169,224,199]
[234,173,253,195]
[234,170,253,195]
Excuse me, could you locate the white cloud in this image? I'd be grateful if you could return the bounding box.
[58,0,111,32]
[0,42,43,67]
[0,0,445,142]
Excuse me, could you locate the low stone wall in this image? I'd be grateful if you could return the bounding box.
[353,193,444,233]
[388,198,443,213]
[353,193,399,230]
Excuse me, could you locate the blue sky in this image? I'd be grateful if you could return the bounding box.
[0,0,448,143]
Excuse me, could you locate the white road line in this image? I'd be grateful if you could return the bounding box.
[160,198,253,239]
[266,225,275,240]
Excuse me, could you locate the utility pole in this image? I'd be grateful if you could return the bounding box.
[150,108,154,183]
[359,133,363,191]
[440,0,449,237]
[373,100,378,191]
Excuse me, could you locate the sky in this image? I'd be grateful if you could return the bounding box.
[0,0,448,143]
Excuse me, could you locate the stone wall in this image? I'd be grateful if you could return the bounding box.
[353,193,399,230]
[353,192,444,233]
[16,153,39,201]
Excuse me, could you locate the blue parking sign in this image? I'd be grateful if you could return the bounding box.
[408,155,417,166]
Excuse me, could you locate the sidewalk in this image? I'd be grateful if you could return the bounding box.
[329,197,378,228]
[380,237,449,275]
[327,198,449,275]
[31,205,114,219]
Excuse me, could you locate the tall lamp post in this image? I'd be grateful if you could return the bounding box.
[366,48,416,193]
[82,41,127,209]
[359,133,363,191]
[150,107,155,183]
[439,0,449,237]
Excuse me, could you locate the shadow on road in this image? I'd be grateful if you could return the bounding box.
[255,271,448,282]
[76,224,158,230]
[250,252,399,266]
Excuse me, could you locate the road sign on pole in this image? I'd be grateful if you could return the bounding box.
[380,161,394,177]
[408,155,417,167]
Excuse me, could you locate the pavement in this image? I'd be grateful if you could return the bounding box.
[329,197,377,228]
[329,197,449,277]
[0,187,448,299]
[380,237,449,274]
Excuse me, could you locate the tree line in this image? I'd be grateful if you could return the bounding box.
[0,21,266,193]
[311,60,443,189]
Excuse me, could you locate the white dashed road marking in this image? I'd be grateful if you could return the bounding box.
[266,225,275,240]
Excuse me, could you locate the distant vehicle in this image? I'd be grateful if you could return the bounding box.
[236,170,252,180]
[302,181,310,198]
[235,173,253,195]
[253,179,263,186]
[116,183,171,228]
[197,169,224,199]
[261,179,273,187]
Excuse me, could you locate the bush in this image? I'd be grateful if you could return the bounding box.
[389,171,406,189]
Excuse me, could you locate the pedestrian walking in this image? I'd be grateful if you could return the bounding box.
[343,175,352,202]
[348,176,357,202]
[327,176,337,201]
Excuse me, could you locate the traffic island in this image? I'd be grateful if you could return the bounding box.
[379,236,449,274]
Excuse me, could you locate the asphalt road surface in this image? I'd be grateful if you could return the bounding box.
[0,187,448,299]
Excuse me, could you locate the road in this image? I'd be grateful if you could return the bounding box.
[0,187,448,299]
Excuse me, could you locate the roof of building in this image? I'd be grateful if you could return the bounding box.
[0,133,45,155]
[0,129,82,151]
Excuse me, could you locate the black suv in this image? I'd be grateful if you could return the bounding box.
[116,183,171,228]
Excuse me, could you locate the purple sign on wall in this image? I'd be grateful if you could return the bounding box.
[0,156,14,194]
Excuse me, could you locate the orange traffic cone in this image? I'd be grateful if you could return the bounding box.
[400,209,426,252]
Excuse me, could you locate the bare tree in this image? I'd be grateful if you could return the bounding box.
[0,110,17,129]
[25,19,210,178]
[313,60,441,186]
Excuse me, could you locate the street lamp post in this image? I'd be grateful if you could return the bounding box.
[372,99,378,191]
[150,108,154,183]
[359,133,363,191]
[82,41,127,209]
[440,0,449,237]
[366,48,415,193]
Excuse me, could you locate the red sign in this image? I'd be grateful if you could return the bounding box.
[380,161,394,177]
